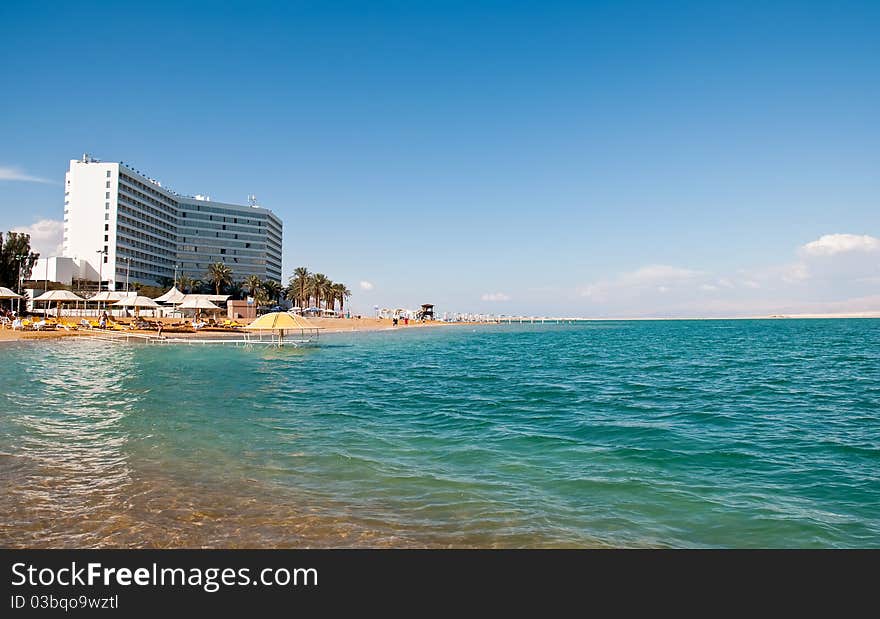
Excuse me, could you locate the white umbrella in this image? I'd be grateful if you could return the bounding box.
[0,286,23,299]
[178,295,222,323]
[154,286,186,304]
[112,295,159,307]
[91,291,126,302]
[177,296,221,310]
[90,291,127,315]
[32,289,86,317]
[112,295,159,317]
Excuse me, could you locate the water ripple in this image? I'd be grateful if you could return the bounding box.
[1,319,879,547]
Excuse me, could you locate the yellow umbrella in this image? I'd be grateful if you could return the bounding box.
[244,312,320,346]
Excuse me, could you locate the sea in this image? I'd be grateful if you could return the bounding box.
[1,319,878,548]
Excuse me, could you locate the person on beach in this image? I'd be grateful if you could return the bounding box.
[99,311,108,329]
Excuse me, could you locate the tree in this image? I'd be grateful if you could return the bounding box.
[332,283,352,315]
[305,274,317,308]
[227,280,244,300]
[177,274,195,294]
[312,273,330,309]
[206,262,233,295]
[156,276,175,289]
[288,267,310,308]
[262,279,283,306]
[0,232,40,289]
[244,275,263,299]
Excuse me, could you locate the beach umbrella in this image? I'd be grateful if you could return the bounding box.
[112,295,159,317]
[177,296,221,310]
[0,286,23,299]
[153,286,186,304]
[0,286,23,314]
[90,290,126,315]
[244,311,320,346]
[90,291,126,302]
[32,289,85,317]
[178,296,223,322]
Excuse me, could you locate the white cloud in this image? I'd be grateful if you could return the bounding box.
[481,292,510,302]
[620,264,702,285]
[0,166,54,184]
[359,280,374,291]
[579,264,700,302]
[801,233,880,257]
[11,219,64,256]
[574,232,880,317]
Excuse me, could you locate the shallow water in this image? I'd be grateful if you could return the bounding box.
[1,320,878,547]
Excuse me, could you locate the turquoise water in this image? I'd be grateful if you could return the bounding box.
[1,320,879,548]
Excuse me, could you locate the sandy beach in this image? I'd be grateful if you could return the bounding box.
[3,312,880,343]
[0,315,477,342]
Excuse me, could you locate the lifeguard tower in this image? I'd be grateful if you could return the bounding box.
[418,303,434,321]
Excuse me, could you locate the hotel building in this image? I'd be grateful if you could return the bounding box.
[61,154,282,289]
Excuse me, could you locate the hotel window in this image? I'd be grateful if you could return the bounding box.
[105,203,110,210]
[105,224,109,231]
[106,192,110,199]
[220,249,226,255]
[106,170,111,177]
[105,213,109,220]
[103,256,108,264]
[106,181,111,188]
[104,235,108,242]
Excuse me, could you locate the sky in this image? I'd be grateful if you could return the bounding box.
[1,1,878,317]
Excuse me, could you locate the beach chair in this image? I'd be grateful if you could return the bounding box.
[0,316,10,329]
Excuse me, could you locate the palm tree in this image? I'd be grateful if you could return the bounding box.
[206,262,233,295]
[305,274,317,308]
[311,273,330,309]
[227,280,244,300]
[324,279,335,311]
[262,279,283,306]
[288,267,310,308]
[251,283,269,307]
[244,275,262,299]
[332,283,352,315]
[178,274,195,294]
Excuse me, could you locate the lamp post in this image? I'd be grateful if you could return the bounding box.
[125,256,131,293]
[15,254,26,314]
[95,249,106,293]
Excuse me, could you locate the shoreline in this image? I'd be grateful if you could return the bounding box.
[2,313,879,343]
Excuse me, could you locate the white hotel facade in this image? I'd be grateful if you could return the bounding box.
[61,155,282,290]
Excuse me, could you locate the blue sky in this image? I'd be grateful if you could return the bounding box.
[1,1,878,316]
